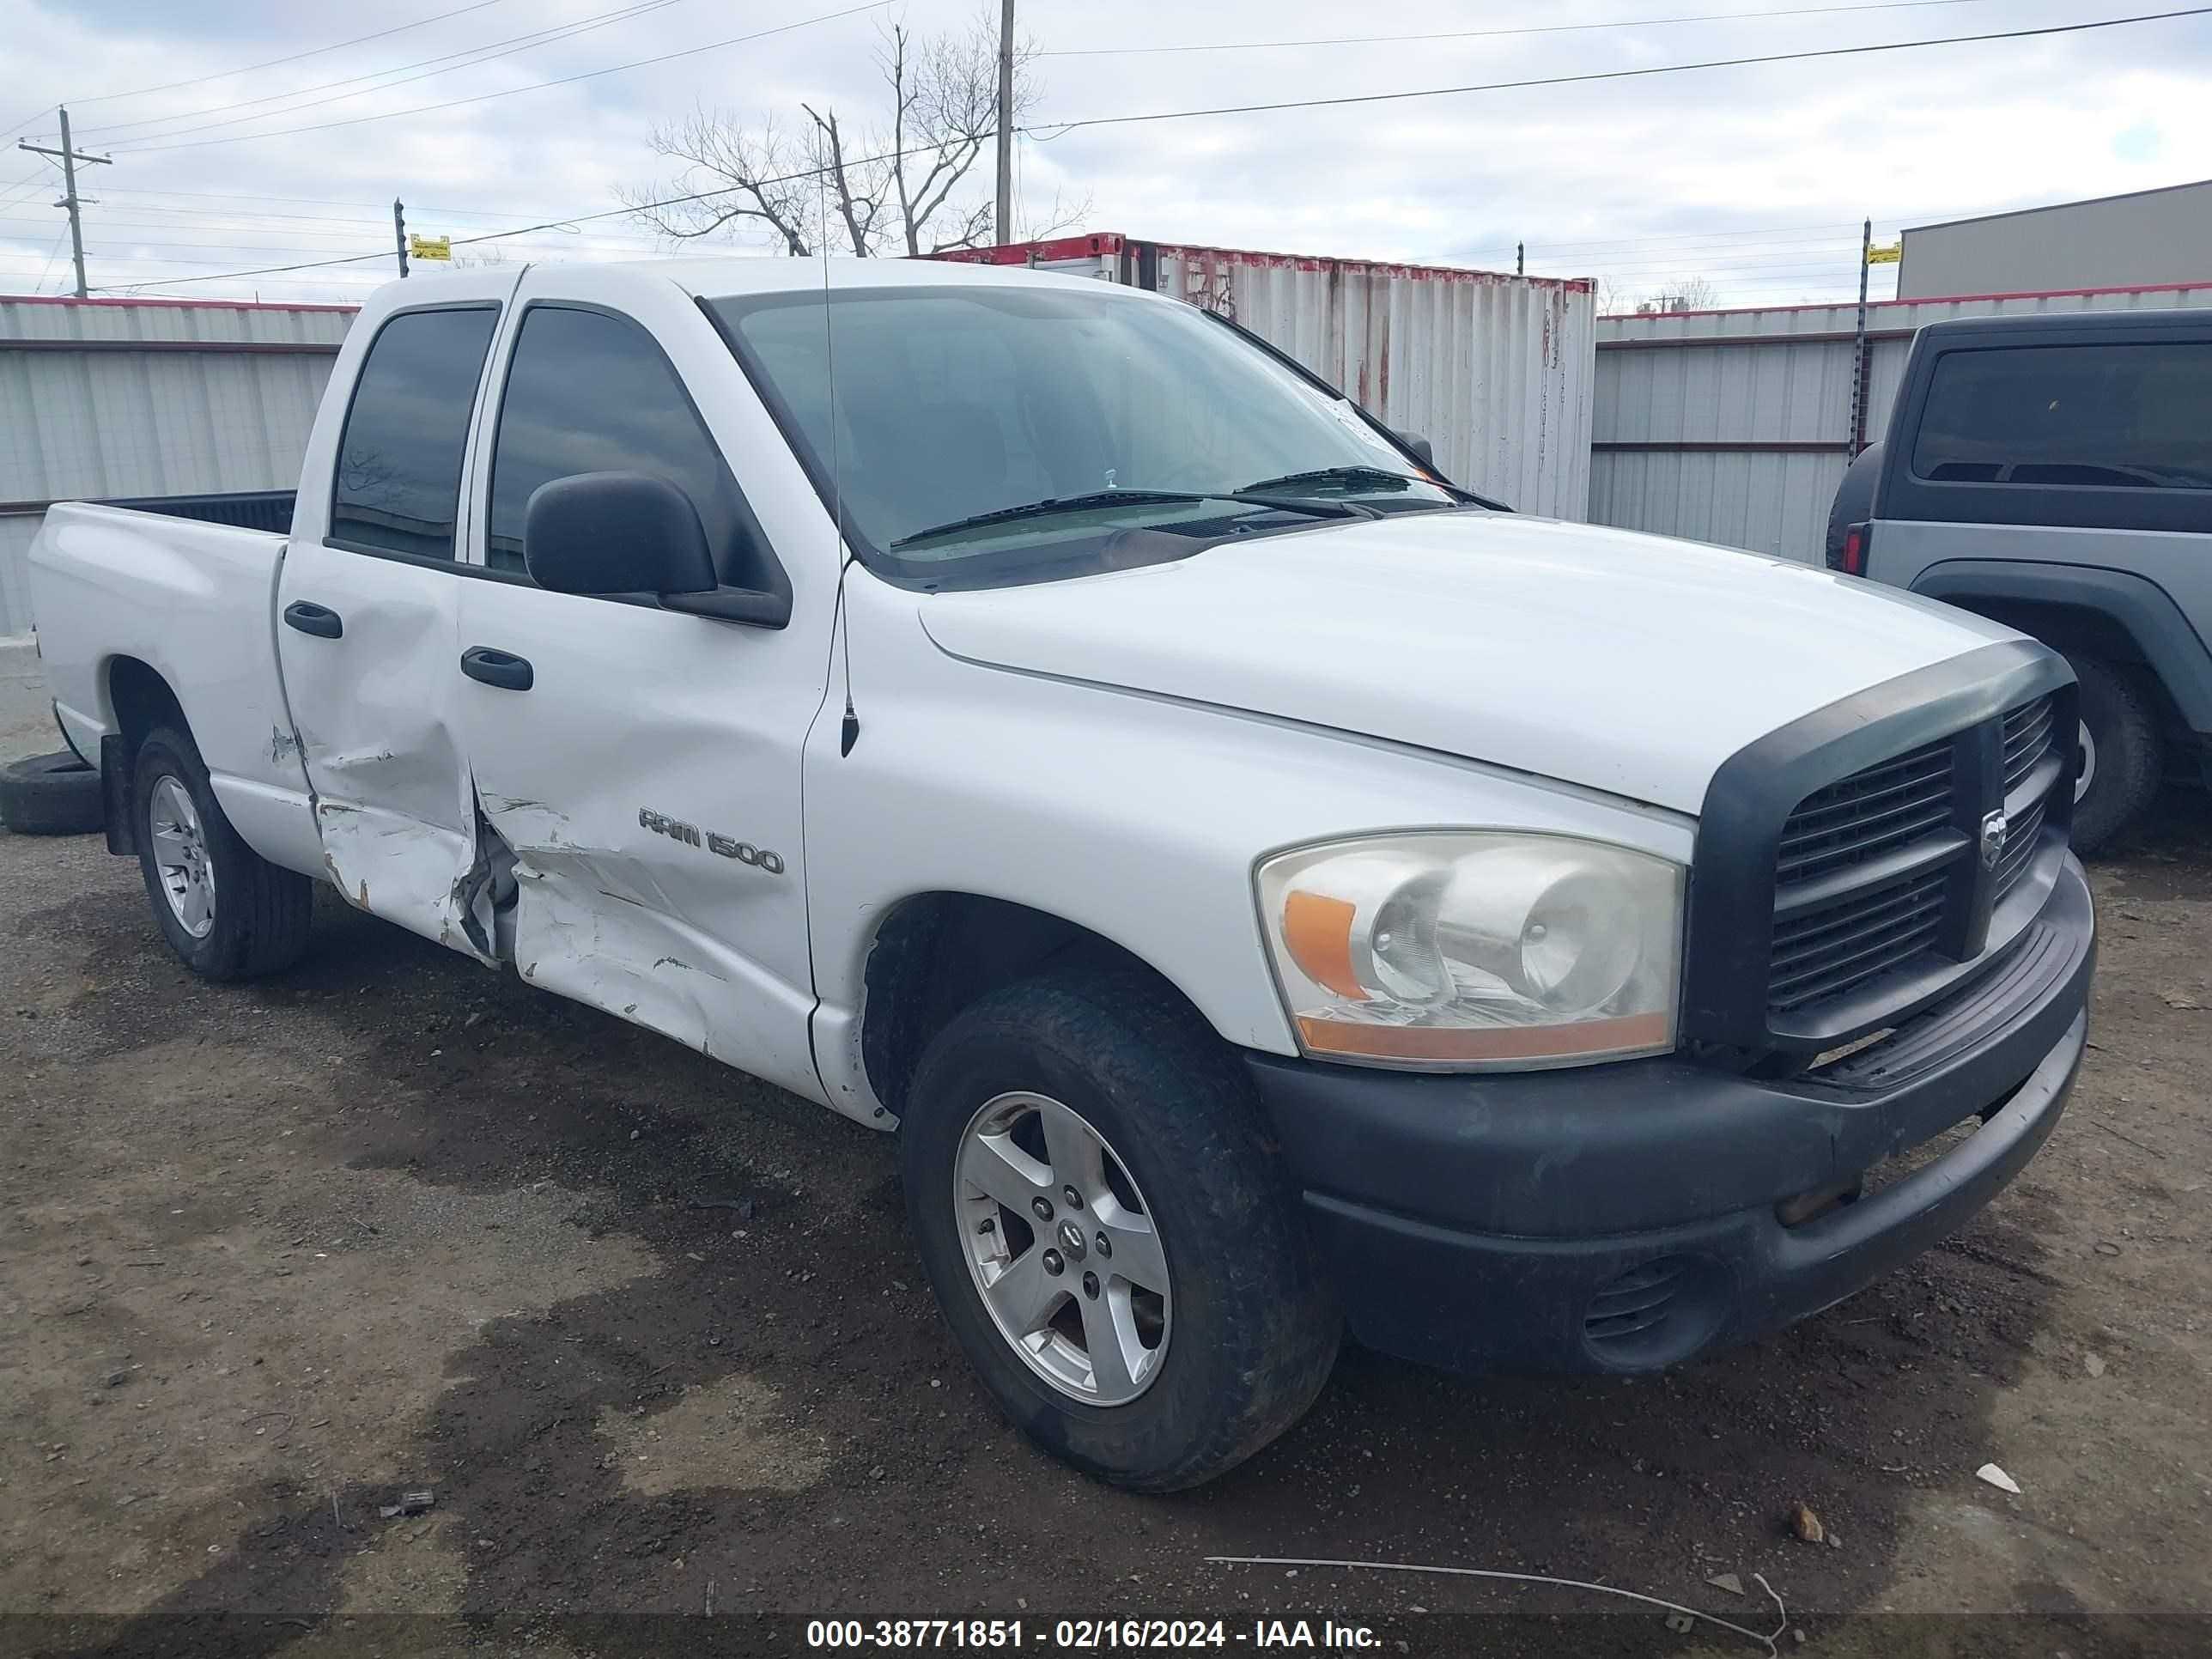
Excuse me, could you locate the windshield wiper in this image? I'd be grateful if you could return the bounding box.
[1237,465,1422,495]
[892,488,1363,549]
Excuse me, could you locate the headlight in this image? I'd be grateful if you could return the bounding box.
[1255,832,1684,1070]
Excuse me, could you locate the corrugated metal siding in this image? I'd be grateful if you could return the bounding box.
[1149,244,1595,520]
[0,296,354,634]
[1589,282,2212,563]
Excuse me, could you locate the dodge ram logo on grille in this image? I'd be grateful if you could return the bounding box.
[1978,809,2009,870]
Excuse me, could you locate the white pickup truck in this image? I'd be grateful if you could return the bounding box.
[29,257,2094,1491]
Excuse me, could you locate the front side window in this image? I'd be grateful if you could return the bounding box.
[708,285,1458,586]
[331,307,498,559]
[1913,341,2212,490]
[487,305,754,581]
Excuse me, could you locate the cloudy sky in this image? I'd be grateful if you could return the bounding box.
[1,0,2205,309]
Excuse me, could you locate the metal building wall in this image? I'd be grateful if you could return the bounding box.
[0,295,354,635]
[1899,180,2212,300]
[1589,282,2212,565]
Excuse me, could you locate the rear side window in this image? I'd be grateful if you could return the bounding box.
[486,305,751,580]
[1912,342,2212,490]
[331,307,499,559]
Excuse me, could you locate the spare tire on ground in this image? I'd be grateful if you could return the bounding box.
[1,749,106,836]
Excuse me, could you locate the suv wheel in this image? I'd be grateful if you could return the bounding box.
[132,726,315,980]
[899,967,1340,1491]
[2066,654,2161,855]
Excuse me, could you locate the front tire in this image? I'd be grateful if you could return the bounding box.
[2067,654,2161,854]
[132,726,313,981]
[900,968,1340,1492]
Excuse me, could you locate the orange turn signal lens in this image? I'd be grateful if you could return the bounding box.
[1295,1011,1671,1066]
[1281,889,1364,1000]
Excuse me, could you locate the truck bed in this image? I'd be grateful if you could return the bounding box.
[27,497,313,868]
[93,489,297,534]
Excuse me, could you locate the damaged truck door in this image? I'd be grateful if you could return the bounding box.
[445,272,831,1104]
[275,297,509,953]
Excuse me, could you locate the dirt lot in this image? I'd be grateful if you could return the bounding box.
[3,653,2208,1657]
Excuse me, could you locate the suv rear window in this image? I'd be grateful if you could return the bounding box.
[1911,342,2212,491]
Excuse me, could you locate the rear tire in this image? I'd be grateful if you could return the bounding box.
[131,726,313,980]
[899,967,1340,1492]
[2066,655,2160,855]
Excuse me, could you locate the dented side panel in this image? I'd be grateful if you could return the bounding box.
[276,539,489,958]
[451,575,830,1105]
[444,263,845,1109]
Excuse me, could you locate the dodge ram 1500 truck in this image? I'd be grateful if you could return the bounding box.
[28,258,2094,1491]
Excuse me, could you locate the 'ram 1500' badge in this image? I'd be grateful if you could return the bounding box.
[637,808,785,874]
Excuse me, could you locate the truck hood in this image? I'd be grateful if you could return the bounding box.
[917,511,2021,814]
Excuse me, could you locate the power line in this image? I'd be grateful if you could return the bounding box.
[1040,0,1998,56]
[1041,7,2212,133]
[55,1,519,112]
[73,0,694,145]
[94,184,641,223]
[0,106,55,144]
[94,5,2211,291]
[112,0,896,155]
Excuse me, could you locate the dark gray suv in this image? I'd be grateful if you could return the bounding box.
[1828,308,2212,849]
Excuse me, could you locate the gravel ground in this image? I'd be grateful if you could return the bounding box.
[2,653,2207,1658]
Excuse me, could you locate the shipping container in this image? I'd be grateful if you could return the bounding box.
[1590,280,2212,564]
[937,234,1596,521]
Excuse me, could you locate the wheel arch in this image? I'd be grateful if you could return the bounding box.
[854,890,1223,1127]
[95,655,191,855]
[1910,561,2212,735]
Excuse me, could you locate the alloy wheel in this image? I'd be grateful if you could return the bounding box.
[149,775,217,939]
[954,1091,1172,1405]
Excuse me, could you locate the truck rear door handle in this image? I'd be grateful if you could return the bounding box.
[283,600,343,639]
[460,645,534,691]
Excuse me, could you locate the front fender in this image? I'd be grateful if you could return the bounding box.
[801,572,1695,1123]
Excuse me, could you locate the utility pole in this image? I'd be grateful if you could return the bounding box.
[994,0,1015,245]
[393,199,410,279]
[17,107,111,300]
[1848,216,1872,455]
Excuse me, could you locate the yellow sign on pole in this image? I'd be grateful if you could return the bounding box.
[1866,240,1902,265]
[408,234,452,262]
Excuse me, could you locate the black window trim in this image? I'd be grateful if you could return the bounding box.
[478,296,791,610]
[1907,336,2212,491]
[1876,313,2212,538]
[325,299,502,568]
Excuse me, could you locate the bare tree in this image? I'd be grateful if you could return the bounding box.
[1631,275,1721,313]
[621,11,1084,258]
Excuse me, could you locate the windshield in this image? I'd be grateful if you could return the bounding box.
[707,283,1460,581]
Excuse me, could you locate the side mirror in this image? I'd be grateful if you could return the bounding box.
[524,471,717,599]
[1391,428,1436,468]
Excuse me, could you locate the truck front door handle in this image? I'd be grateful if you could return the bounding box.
[283,600,343,639]
[459,645,534,692]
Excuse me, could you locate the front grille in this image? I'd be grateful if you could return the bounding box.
[2002,695,2057,798]
[1762,692,2067,1025]
[1993,797,2045,901]
[1769,871,1948,1014]
[1775,739,1954,889]
[1767,738,1956,1017]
